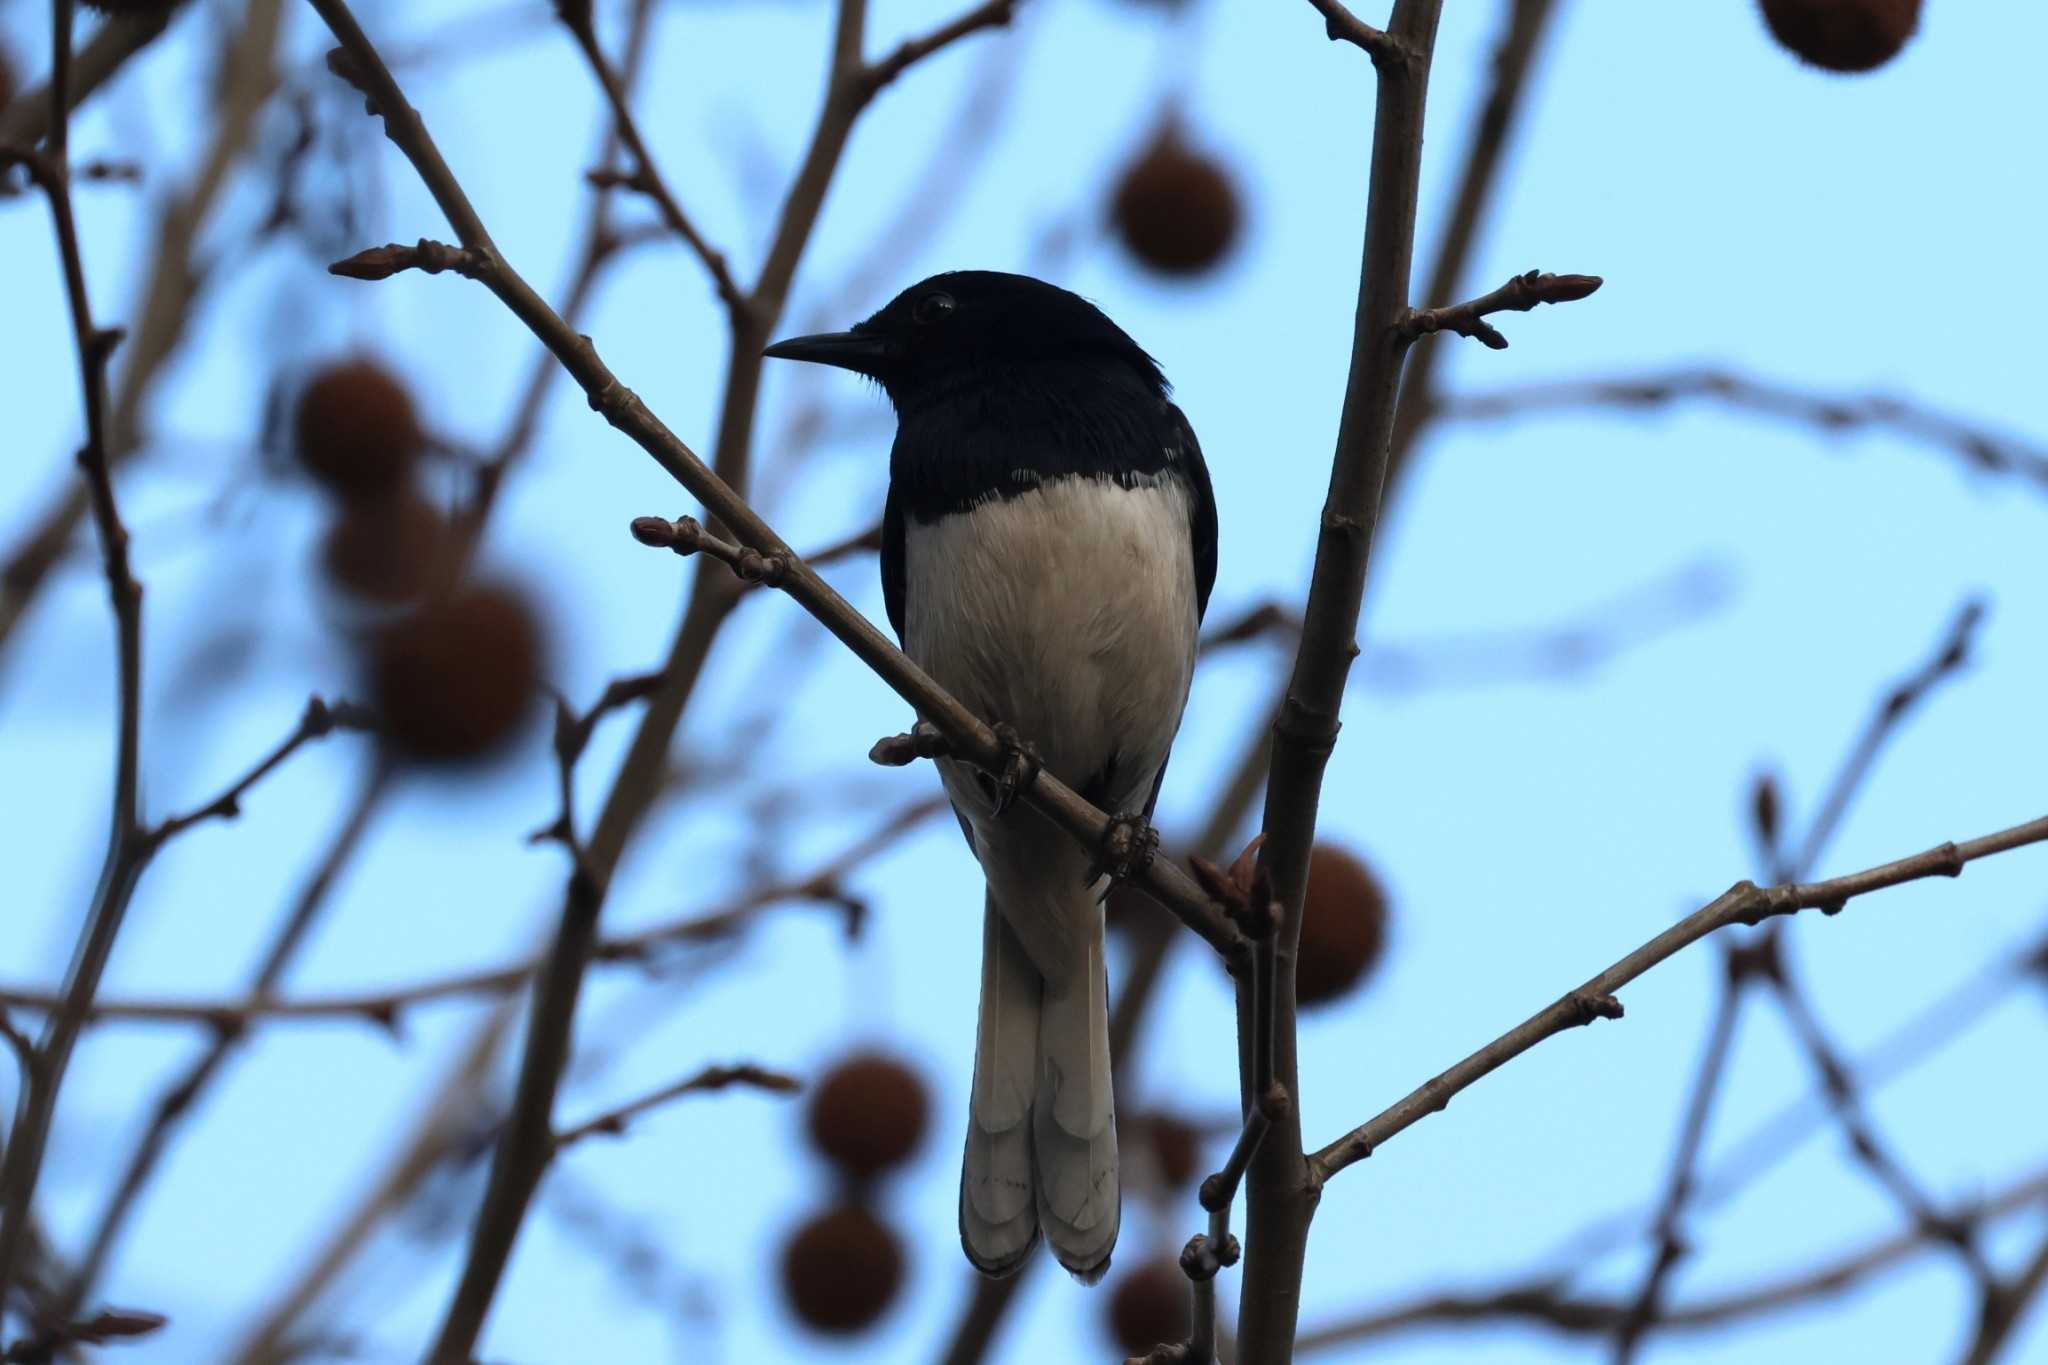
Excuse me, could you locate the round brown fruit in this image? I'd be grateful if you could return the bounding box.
[320,490,449,604]
[367,582,543,763]
[1758,0,1919,73]
[1147,1112,1201,1190]
[1296,843,1389,1008]
[805,1052,930,1180]
[294,357,423,500]
[780,1204,905,1334]
[1111,124,1241,278]
[1107,1259,1186,1357]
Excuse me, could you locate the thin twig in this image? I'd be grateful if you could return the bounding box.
[0,0,143,1299]
[0,2,284,665]
[1293,1163,2048,1353]
[1381,0,1563,498]
[1301,0,1397,56]
[552,1064,799,1151]
[55,769,391,1317]
[1610,962,1744,1360]
[556,3,745,317]
[146,697,375,848]
[1398,269,1601,350]
[1310,813,2048,1182]
[1430,367,2048,494]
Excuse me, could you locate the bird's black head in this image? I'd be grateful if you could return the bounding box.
[763,271,1167,409]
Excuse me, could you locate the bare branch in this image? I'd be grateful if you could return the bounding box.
[146,697,375,847]
[1296,1163,2048,1353]
[1430,367,2048,494]
[56,771,391,1317]
[0,9,179,146]
[1235,4,1447,1357]
[1301,0,1397,57]
[1380,0,1563,500]
[1310,813,2048,1182]
[552,1064,800,1151]
[0,2,284,664]
[631,513,789,587]
[0,0,144,1298]
[1399,269,1601,350]
[557,5,745,316]
[858,0,1020,97]
[1,1307,166,1362]
[328,237,486,281]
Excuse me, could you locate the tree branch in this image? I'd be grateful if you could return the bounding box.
[0,0,142,1299]
[1310,812,2048,1182]
[1399,268,1601,350]
[1295,1163,2048,1352]
[145,697,376,848]
[558,3,745,317]
[551,1063,799,1151]
[54,769,391,1318]
[1430,367,2048,494]
[1300,0,1397,56]
[1230,5,1448,1358]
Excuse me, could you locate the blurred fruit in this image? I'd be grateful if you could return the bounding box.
[320,490,449,603]
[1146,1112,1201,1190]
[293,357,423,500]
[1106,1258,1186,1356]
[806,1052,930,1180]
[1758,0,1919,72]
[780,1204,904,1334]
[368,581,542,762]
[1110,122,1241,277]
[1296,843,1388,1008]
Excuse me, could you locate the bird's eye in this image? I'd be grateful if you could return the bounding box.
[912,291,956,325]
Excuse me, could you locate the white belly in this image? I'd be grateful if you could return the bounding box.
[902,474,1199,814]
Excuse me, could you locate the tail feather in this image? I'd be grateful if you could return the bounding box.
[960,901,1041,1275]
[1033,901,1118,1282]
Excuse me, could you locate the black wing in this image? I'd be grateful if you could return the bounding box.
[879,481,907,643]
[1166,401,1218,623]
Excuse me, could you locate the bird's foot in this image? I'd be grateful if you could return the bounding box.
[988,722,1041,817]
[1086,813,1159,886]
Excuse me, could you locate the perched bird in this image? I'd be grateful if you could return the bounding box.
[766,272,1216,1281]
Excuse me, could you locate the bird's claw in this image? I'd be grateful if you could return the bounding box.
[1086,813,1159,886]
[989,722,1041,817]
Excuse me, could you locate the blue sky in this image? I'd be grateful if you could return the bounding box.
[2,1,2045,1362]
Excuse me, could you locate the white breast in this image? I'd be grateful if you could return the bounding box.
[902,474,1199,814]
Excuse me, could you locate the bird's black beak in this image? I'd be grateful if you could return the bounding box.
[762,329,894,376]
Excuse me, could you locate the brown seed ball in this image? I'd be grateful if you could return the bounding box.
[1110,125,1241,278]
[1758,0,1920,72]
[368,582,543,763]
[1296,843,1389,1008]
[1106,1259,1186,1357]
[806,1053,930,1179]
[294,358,423,501]
[320,490,449,604]
[1146,1113,1201,1190]
[780,1204,905,1334]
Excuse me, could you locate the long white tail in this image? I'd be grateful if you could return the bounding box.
[959,894,1120,1281]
